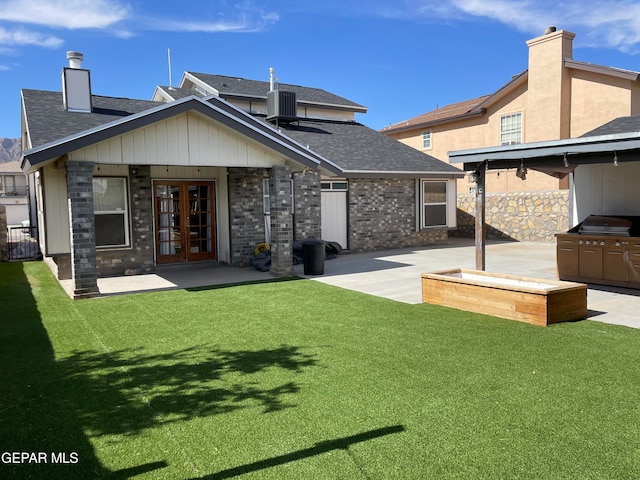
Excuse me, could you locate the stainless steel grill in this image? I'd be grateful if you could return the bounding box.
[577,215,634,236]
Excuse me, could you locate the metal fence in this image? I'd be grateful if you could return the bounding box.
[8,226,40,261]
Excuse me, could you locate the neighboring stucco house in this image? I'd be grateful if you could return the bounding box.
[381,27,640,241]
[21,53,463,298]
[0,160,29,226]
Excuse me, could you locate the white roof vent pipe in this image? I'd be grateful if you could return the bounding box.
[269,67,278,92]
[67,51,84,69]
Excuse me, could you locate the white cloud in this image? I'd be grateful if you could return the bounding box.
[325,0,640,53]
[437,0,640,53]
[0,0,130,29]
[144,2,279,33]
[0,0,279,60]
[151,18,275,33]
[0,27,62,48]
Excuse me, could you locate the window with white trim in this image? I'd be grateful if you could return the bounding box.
[320,181,348,191]
[500,112,522,145]
[421,130,432,149]
[420,180,447,228]
[93,177,130,248]
[262,178,295,215]
[0,175,15,193]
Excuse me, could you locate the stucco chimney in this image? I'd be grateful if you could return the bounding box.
[62,51,92,113]
[525,28,575,141]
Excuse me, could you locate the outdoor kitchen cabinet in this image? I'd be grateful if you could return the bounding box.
[630,241,640,284]
[556,215,640,290]
[556,236,579,277]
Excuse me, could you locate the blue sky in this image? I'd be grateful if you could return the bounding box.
[2,0,640,139]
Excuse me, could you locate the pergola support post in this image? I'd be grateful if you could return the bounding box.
[474,163,486,271]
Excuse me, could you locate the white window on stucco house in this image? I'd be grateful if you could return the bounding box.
[500,112,523,146]
[422,130,432,150]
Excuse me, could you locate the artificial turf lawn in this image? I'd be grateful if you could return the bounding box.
[1,261,639,479]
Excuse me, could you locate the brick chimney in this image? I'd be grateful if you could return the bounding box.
[525,27,575,141]
[62,51,92,113]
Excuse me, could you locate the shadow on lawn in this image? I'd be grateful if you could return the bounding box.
[0,263,166,479]
[57,344,319,437]
[197,425,406,479]
[0,263,320,478]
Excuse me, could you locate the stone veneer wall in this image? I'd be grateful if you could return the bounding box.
[348,178,447,252]
[293,171,321,241]
[228,168,267,266]
[0,205,7,261]
[451,190,570,242]
[95,166,155,277]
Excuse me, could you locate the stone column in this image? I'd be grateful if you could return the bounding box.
[66,160,99,298]
[269,166,293,277]
[129,165,154,274]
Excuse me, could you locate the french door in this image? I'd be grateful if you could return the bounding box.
[154,181,216,264]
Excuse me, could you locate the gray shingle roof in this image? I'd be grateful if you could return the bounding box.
[22,92,327,173]
[275,118,462,175]
[156,86,204,101]
[187,72,367,111]
[581,115,640,137]
[22,89,460,177]
[22,89,162,148]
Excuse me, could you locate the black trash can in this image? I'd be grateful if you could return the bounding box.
[302,239,325,275]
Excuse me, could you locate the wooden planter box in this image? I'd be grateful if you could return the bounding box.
[421,269,587,327]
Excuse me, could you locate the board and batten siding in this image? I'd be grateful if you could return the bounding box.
[44,111,286,260]
[573,161,640,225]
[40,163,70,255]
[67,111,288,168]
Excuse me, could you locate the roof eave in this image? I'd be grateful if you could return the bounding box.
[340,169,464,179]
[472,71,528,111]
[382,71,527,135]
[217,93,368,113]
[180,72,219,96]
[565,59,640,81]
[381,109,487,135]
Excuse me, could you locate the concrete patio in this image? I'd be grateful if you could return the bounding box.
[74,238,639,329]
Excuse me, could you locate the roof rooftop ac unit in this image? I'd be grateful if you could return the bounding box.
[267,90,297,123]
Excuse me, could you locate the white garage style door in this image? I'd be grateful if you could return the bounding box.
[321,180,348,250]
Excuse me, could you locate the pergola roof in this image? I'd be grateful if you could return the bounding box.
[449,116,640,172]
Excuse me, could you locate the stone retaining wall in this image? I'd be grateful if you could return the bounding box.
[451,190,570,242]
